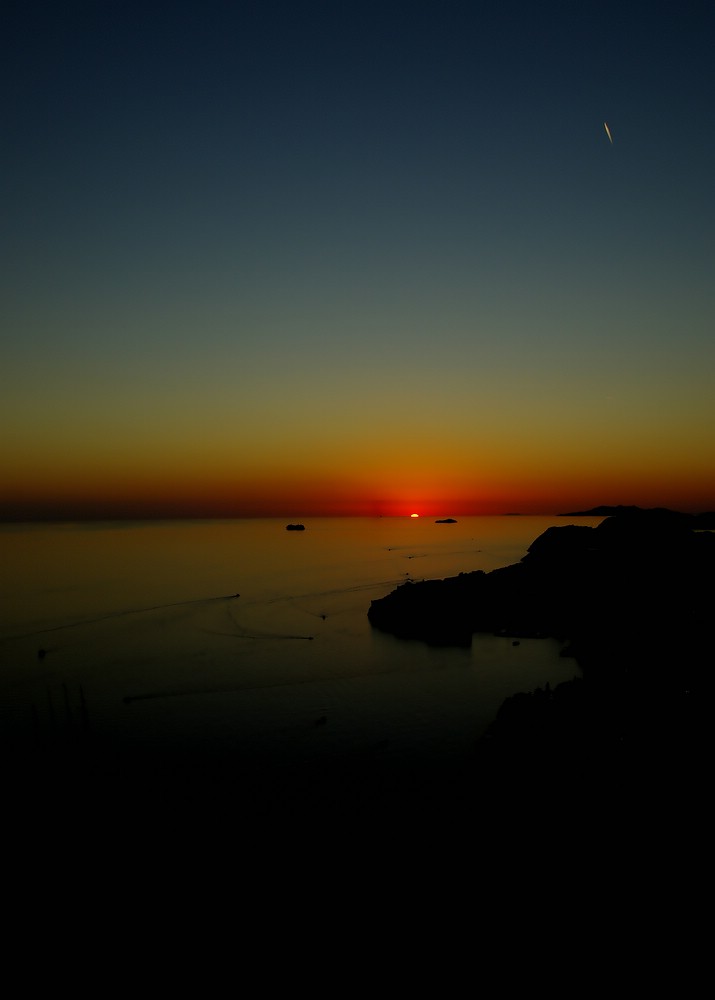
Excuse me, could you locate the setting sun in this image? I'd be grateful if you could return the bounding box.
[410,513,420,518]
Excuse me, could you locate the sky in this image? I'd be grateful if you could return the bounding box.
[2,0,714,518]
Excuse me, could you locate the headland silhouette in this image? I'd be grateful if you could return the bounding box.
[368,506,713,809]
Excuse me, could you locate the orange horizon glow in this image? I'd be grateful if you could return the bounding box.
[3,423,714,521]
[2,477,713,521]
[5,317,714,523]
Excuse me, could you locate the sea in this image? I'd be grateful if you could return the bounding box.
[3,513,674,978]
[0,515,602,788]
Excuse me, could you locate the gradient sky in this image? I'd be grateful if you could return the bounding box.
[2,0,714,518]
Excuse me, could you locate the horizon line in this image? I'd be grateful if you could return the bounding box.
[2,504,714,525]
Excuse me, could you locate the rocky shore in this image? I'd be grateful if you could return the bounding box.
[368,509,713,781]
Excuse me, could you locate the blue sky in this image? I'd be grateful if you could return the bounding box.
[2,1,714,517]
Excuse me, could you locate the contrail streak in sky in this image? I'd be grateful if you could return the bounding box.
[604,121,614,144]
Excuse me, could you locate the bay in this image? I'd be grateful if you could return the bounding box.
[0,515,601,813]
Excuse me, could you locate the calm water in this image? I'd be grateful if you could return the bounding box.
[0,516,600,784]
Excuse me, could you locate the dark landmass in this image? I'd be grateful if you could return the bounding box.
[560,504,678,516]
[559,503,715,528]
[285,522,306,530]
[369,509,712,797]
[435,517,458,523]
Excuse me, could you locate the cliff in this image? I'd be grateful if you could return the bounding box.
[368,511,713,769]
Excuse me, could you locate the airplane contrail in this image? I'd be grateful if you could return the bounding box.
[604,121,613,144]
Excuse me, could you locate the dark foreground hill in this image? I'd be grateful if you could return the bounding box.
[368,509,713,795]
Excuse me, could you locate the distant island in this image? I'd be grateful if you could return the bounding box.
[559,504,715,528]
[435,518,458,523]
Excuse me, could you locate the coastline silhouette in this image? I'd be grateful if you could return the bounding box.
[368,507,713,804]
[7,508,711,844]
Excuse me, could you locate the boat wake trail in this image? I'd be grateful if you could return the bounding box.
[3,593,242,642]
